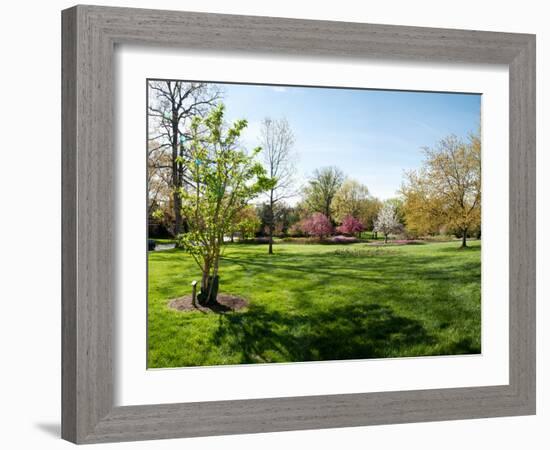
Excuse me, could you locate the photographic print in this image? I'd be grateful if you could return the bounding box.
[147,80,481,369]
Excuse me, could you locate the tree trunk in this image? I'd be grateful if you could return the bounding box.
[200,268,209,305]
[461,228,468,248]
[171,112,183,235]
[268,229,273,254]
[173,191,182,235]
[325,201,331,224]
[384,233,388,244]
[268,190,274,255]
[199,275,219,305]
[199,263,220,306]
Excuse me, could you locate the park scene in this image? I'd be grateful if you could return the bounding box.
[147,80,481,368]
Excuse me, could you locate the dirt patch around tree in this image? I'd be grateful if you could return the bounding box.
[168,293,249,314]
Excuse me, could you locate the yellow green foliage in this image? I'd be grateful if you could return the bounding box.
[401,133,481,242]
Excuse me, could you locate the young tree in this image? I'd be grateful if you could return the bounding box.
[304,167,344,223]
[177,104,272,304]
[336,215,364,237]
[401,133,481,247]
[374,203,401,243]
[301,213,333,239]
[147,81,221,235]
[260,118,297,254]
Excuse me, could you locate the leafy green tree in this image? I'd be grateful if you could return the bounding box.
[332,179,370,221]
[257,201,300,237]
[276,203,301,236]
[232,205,261,240]
[303,166,344,223]
[177,104,273,304]
[332,178,382,234]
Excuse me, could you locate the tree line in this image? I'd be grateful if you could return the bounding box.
[147,81,481,304]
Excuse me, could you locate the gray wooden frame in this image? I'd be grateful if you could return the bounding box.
[62,4,536,444]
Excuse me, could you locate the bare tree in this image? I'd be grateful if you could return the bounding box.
[147,139,172,217]
[260,118,297,254]
[147,81,221,235]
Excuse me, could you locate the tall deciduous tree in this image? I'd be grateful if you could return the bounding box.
[304,166,344,223]
[177,104,272,304]
[147,81,221,235]
[332,178,382,231]
[401,133,481,247]
[260,118,296,254]
[332,179,370,221]
[231,205,261,241]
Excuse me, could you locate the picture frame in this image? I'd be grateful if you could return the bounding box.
[61,4,536,444]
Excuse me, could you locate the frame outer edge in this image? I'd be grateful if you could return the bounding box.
[61,4,537,444]
[63,5,116,443]
[508,35,536,413]
[61,5,78,443]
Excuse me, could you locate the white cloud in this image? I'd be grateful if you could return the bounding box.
[270,86,288,93]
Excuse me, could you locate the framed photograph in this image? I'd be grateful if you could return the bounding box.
[62,5,536,444]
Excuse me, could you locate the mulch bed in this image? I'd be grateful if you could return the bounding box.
[328,235,360,244]
[168,293,249,314]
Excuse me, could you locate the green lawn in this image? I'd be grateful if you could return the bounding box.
[148,240,481,368]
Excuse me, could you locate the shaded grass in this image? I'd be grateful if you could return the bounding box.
[148,240,481,368]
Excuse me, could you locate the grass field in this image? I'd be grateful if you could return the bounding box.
[147,240,481,368]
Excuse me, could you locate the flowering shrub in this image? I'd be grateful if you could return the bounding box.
[301,213,333,238]
[336,215,364,236]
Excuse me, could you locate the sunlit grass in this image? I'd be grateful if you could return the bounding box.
[148,240,481,368]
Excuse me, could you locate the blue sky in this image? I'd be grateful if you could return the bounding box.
[218,83,480,202]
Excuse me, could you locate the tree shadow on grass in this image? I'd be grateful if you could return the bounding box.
[211,301,435,364]
[221,252,480,284]
[435,244,481,254]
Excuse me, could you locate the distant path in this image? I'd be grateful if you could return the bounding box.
[154,243,176,251]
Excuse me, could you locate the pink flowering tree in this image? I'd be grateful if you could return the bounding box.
[301,213,333,239]
[336,215,364,237]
